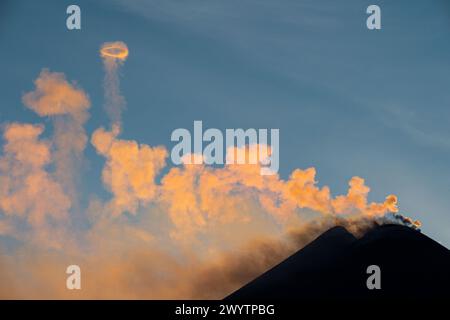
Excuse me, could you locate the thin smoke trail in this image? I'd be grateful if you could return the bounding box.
[100,41,129,130]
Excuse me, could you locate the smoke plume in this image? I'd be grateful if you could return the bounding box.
[22,69,90,215]
[100,41,129,129]
[0,41,421,299]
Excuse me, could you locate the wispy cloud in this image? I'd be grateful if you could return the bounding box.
[380,104,450,151]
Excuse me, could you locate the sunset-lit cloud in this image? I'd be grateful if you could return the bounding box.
[0,123,71,247]
[91,125,167,216]
[22,69,91,213]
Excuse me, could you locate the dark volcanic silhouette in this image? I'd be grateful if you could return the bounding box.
[226,224,450,300]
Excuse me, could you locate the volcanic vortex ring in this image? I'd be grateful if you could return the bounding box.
[100,43,129,60]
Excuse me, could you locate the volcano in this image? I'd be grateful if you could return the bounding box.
[226,224,450,301]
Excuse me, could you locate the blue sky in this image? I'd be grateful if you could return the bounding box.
[1,0,450,246]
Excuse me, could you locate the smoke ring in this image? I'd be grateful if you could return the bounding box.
[100,42,129,60]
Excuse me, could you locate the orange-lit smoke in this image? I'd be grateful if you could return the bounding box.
[100,41,129,129]
[0,123,71,247]
[0,41,422,299]
[22,69,90,211]
[91,125,167,216]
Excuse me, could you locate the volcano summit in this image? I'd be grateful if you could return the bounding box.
[227,224,450,301]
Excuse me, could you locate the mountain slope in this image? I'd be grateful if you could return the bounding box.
[226,224,450,300]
